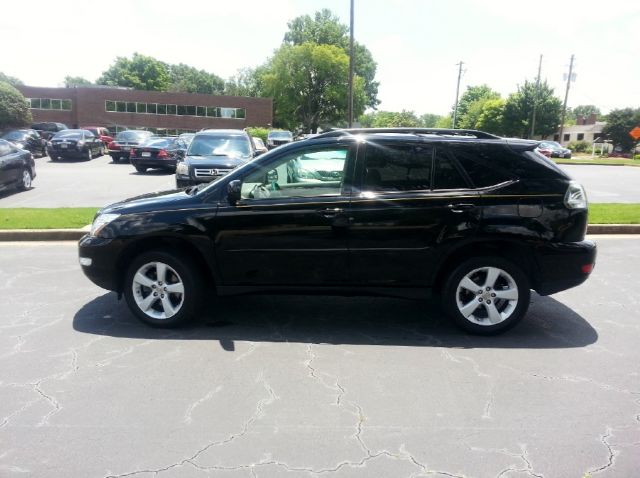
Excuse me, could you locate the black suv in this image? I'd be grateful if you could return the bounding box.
[79,128,596,334]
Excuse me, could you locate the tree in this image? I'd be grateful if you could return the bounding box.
[603,108,640,152]
[503,80,562,138]
[454,85,500,127]
[283,9,379,109]
[0,81,32,129]
[168,63,224,95]
[419,113,442,128]
[64,76,92,87]
[570,104,601,121]
[475,98,506,135]
[224,66,268,97]
[97,53,170,91]
[0,72,23,87]
[262,42,366,132]
[358,110,421,128]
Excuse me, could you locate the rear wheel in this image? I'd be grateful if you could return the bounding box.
[85,148,92,161]
[124,250,203,327]
[442,256,530,335]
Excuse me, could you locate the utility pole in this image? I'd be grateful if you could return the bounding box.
[530,54,543,139]
[347,0,355,128]
[452,61,464,129]
[558,54,575,144]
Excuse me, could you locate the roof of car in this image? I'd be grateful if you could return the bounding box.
[196,129,247,135]
[314,128,502,140]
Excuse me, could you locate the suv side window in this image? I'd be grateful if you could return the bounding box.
[433,148,469,190]
[449,144,513,188]
[241,147,348,200]
[362,143,432,191]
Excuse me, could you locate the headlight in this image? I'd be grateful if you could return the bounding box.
[90,213,120,237]
[77,141,85,148]
[176,162,189,175]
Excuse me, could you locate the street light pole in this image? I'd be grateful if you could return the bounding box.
[452,61,464,129]
[348,0,354,128]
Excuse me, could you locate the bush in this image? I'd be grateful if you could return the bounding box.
[245,127,268,143]
[567,140,590,153]
[0,81,32,129]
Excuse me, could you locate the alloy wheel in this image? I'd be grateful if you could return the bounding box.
[131,261,185,319]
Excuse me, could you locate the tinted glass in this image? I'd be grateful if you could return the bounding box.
[116,131,152,141]
[140,138,173,148]
[53,131,82,140]
[2,131,27,141]
[188,135,251,158]
[449,145,512,188]
[269,131,293,140]
[363,143,432,191]
[434,149,468,189]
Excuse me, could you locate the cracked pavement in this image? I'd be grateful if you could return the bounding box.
[1,237,639,477]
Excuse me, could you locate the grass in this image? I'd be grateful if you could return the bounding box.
[554,155,640,167]
[589,203,640,224]
[0,204,638,229]
[0,208,99,229]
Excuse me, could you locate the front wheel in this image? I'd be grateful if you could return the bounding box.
[85,148,92,161]
[442,256,530,335]
[18,168,32,190]
[124,250,203,327]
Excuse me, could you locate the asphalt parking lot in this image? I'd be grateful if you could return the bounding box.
[1,236,638,477]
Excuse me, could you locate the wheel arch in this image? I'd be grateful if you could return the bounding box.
[115,235,216,293]
[431,239,538,293]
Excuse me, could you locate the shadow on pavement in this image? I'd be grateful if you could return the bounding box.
[73,292,598,350]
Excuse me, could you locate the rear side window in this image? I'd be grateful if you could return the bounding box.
[363,143,432,191]
[433,148,468,189]
[449,145,512,188]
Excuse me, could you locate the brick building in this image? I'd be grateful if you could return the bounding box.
[554,113,606,146]
[16,85,273,135]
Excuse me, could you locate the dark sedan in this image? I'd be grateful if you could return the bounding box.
[108,130,153,163]
[1,129,46,156]
[0,139,36,192]
[48,129,104,161]
[130,137,188,173]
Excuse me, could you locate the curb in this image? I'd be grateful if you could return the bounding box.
[0,224,639,241]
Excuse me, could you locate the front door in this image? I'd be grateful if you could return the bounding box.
[214,143,355,286]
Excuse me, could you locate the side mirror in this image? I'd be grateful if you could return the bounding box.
[227,179,242,205]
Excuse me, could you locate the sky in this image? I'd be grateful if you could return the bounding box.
[2,0,638,116]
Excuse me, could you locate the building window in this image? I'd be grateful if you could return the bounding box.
[207,107,219,117]
[51,99,61,110]
[30,98,41,109]
[221,107,236,118]
[106,101,116,112]
[167,104,177,115]
[136,102,147,114]
[577,133,584,141]
[126,102,136,113]
[196,106,206,117]
[157,104,167,115]
[147,103,157,114]
[116,101,126,112]
[563,134,570,141]
[28,97,72,110]
[103,99,247,119]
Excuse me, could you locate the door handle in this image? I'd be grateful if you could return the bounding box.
[317,207,344,218]
[447,203,475,213]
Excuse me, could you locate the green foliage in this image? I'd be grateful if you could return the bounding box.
[503,80,561,138]
[97,53,171,91]
[0,72,23,87]
[0,81,32,129]
[224,66,269,97]
[245,127,269,142]
[359,110,420,128]
[64,76,92,87]
[455,85,500,127]
[570,104,601,121]
[603,108,640,152]
[283,9,379,109]
[262,42,366,133]
[436,115,453,128]
[168,63,224,95]
[419,113,442,128]
[567,140,590,152]
[475,98,506,135]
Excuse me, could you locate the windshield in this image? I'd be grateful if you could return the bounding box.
[53,130,82,139]
[187,135,251,159]
[269,131,293,140]
[116,131,151,142]
[2,131,27,141]
[140,138,173,148]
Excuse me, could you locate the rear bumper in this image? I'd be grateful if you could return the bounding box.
[48,148,86,158]
[533,240,597,295]
[131,158,176,169]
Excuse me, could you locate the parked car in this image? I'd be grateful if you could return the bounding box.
[79,127,596,334]
[536,145,553,158]
[0,139,36,192]
[108,130,153,163]
[30,122,68,140]
[175,129,256,188]
[539,141,572,158]
[48,129,104,161]
[1,129,46,156]
[252,136,268,155]
[130,137,188,173]
[178,133,195,145]
[266,130,293,149]
[82,126,114,147]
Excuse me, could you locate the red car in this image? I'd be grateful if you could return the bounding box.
[81,126,113,147]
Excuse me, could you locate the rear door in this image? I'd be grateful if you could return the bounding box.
[0,140,14,188]
[347,140,482,286]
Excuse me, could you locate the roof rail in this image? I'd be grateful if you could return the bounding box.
[314,128,501,140]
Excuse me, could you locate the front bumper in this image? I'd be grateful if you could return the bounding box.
[533,240,597,295]
[78,234,122,292]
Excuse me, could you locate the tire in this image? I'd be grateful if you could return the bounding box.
[135,165,147,173]
[17,168,32,191]
[442,256,530,335]
[85,148,92,161]
[124,250,203,328]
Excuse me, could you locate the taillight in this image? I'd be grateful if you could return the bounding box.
[564,181,588,209]
[130,148,137,157]
[158,149,168,158]
[108,141,119,150]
